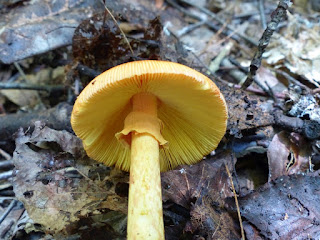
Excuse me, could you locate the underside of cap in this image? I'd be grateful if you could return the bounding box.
[71,60,228,172]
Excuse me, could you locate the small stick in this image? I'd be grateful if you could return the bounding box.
[225,163,245,240]
[0,149,11,161]
[275,69,310,91]
[177,19,207,37]
[13,62,28,82]
[241,0,292,89]
[0,102,73,141]
[0,200,17,225]
[258,0,267,29]
[177,0,259,46]
[0,83,65,93]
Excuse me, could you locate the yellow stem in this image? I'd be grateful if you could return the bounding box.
[127,93,164,240]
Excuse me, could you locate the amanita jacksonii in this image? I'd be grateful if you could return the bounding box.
[71,60,228,239]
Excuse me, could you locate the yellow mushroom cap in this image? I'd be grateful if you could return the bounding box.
[71,60,228,172]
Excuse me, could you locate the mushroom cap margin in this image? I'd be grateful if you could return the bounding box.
[71,60,228,172]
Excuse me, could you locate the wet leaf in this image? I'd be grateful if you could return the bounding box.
[238,175,320,239]
[0,0,102,64]
[162,153,240,239]
[72,13,132,71]
[267,131,310,181]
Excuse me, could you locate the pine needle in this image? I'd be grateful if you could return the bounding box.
[100,0,134,55]
[225,163,245,240]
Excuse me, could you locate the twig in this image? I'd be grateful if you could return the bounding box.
[258,0,267,29]
[234,11,266,19]
[275,69,310,91]
[13,62,28,82]
[264,80,278,103]
[0,102,73,141]
[0,197,17,200]
[0,183,13,191]
[76,64,101,79]
[0,200,17,225]
[241,0,292,89]
[166,0,251,45]
[225,163,245,240]
[234,84,285,98]
[273,111,320,140]
[208,42,234,74]
[177,0,259,46]
[177,19,207,37]
[0,149,11,161]
[0,83,65,93]
[211,215,222,238]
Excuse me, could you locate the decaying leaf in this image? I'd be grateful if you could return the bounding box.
[12,121,128,236]
[162,153,240,239]
[267,131,311,181]
[72,13,132,71]
[0,0,105,64]
[238,175,320,239]
[71,8,178,75]
[224,87,275,137]
[265,12,320,87]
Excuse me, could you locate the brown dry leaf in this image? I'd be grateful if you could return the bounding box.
[267,131,311,181]
[12,121,128,235]
[162,153,234,208]
[162,152,240,239]
[239,175,320,239]
[1,88,40,108]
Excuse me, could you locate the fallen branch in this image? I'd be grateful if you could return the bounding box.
[0,83,66,93]
[273,111,320,140]
[241,0,291,89]
[0,103,72,141]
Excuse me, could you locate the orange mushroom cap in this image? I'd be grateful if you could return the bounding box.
[71,60,228,172]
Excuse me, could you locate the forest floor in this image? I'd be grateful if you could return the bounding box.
[0,0,320,239]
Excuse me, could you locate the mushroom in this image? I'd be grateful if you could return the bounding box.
[71,60,228,239]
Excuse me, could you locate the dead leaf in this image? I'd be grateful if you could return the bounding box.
[162,152,240,239]
[12,121,128,235]
[267,131,311,181]
[0,0,104,64]
[223,87,275,137]
[238,175,320,239]
[265,12,320,87]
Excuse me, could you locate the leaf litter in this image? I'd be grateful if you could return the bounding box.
[0,0,320,239]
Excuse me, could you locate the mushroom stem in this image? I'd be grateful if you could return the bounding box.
[127,93,164,240]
